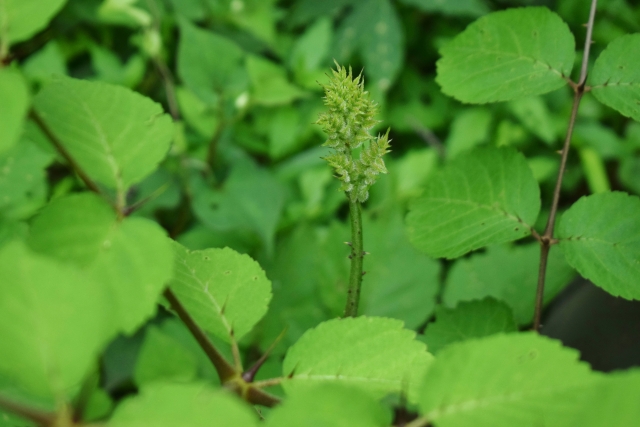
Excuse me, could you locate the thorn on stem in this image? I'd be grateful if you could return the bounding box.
[362,251,370,256]
[344,241,352,246]
[362,271,367,276]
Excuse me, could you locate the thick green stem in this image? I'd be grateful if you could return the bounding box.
[344,198,364,317]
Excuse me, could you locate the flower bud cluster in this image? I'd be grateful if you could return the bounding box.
[317,64,391,203]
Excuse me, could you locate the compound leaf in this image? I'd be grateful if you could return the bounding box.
[436,7,574,103]
[422,298,517,354]
[282,316,433,403]
[0,69,30,153]
[0,241,111,401]
[27,193,173,334]
[406,147,540,259]
[418,333,597,427]
[264,384,391,427]
[33,77,173,192]
[443,243,575,324]
[168,241,272,343]
[108,383,258,427]
[590,34,640,122]
[557,192,640,300]
[0,0,67,45]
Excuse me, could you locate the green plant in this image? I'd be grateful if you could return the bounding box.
[1,1,640,427]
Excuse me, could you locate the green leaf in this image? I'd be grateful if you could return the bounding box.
[590,34,640,122]
[133,326,197,386]
[0,69,30,153]
[246,55,307,106]
[21,41,67,85]
[0,0,67,45]
[422,298,517,354]
[436,7,574,103]
[33,77,173,192]
[177,19,244,105]
[0,241,111,401]
[264,384,392,427]
[406,147,540,259]
[570,369,640,426]
[282,316,433,402]
[417,333,597,427]
[399,0,489,17]
[508,96,556,145]
[289,17,332,89]
[27,193,174,334]
[168,240,272,343]
[0,138,53,220]
[443,243,575,324]
[445,108,492,158]
[108,383,259,427]
[557,192,640,299]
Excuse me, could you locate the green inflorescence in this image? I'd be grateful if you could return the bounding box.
[317,63,391,203]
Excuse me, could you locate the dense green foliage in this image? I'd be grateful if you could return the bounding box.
[1,0,640,426]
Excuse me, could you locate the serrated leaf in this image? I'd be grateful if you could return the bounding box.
[264,384,392,427]
[133,326,197,386]
[589,34,640,122]
[177,19,244,105]
[557,192,640,299]
[436,7,574,103]
[0,0,67,45]
[282,316,433,402]
[570,369,640,426]
[443,243,575,324]
[33,77,173,191]
[418,333,597,427]
[0,69,30,153]
[27,193,173,334]
[422,298,517,354]
[0,241,111,401]
[168,241,272,343]
[406,147,540,259]
[108,383,258,427]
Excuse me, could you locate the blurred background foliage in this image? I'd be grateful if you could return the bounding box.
[3,0,640,403]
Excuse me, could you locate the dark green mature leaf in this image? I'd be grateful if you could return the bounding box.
[417,333,597,427]
[406,147,540,259]
[436,7,574,103]
[108,383,258,427]
[264,384,392,427]
[443,243,574,324]
[0,69,29,153]
[0,241,111,401]
[282,316,433,403]
[557,192,640,299]
[0,0,67,45]
[28,193,173,334]
[169,241,272,343]
[400,0,489,17]
[177,19,244,105]
[33,78,173,192]
[422,298,517,354]
[590,34,640,122]
[570,369,640,426]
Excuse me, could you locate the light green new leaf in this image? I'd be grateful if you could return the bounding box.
[177,19,244,105]
[436,7,574,103]
[0,69,29,153]
[282,316,433,403]
[0,0,67,45]
[443,243,574,324]
[590,34,640,122]
[133,326,197,387]
[406,147,540,259]
[168,241,272,343]
[28,193,173,334]
[418,333,597,427]
[422,298,517,354]
[0,241,111,401]
[265,384,392,427]
[570,369,640,426]
[109,383,258,427]
[557,192,640,300]
[33,77,173,191]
